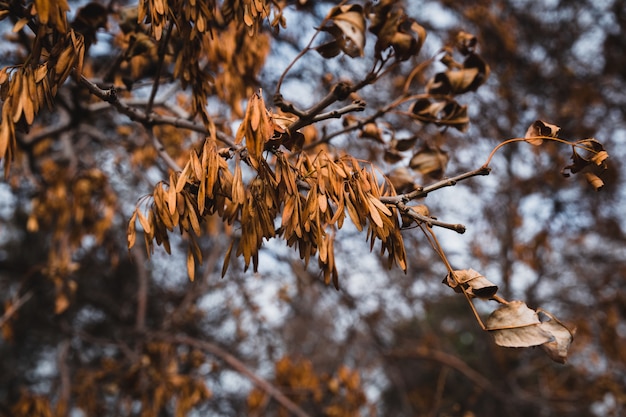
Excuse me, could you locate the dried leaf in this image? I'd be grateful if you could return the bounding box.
[443,268,498,299]
[486,301,555,348]
[136,209,152,235]
[386,167,416,194]
[369,2,426,61]
[409,144,449,179]
[127,211,137,248]
[525,120,561,146]
[538,310,576,363]
[317,5,366,58]
[561,138,609,190]
[367,197,384,228]
[187,246,195,281]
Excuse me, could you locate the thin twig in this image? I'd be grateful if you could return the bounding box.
[146,20,174,114]
[274,0,349,94]
[148,127,182,172]
[397,201,466,233]
[0,290,33,328]
[380,166,491,205]
[311,100,366,123]
[77,75,236,148]
[423,226,487,330]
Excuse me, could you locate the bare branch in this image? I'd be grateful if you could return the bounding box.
[397,201,466,234]
[380,166,491,204]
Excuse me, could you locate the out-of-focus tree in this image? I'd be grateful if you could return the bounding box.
[0,0,622,416]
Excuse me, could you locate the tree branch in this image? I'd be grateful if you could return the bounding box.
[397,201,466,234]
[380,166,491,204]
[77,75,236,148]
[0,290,33,328]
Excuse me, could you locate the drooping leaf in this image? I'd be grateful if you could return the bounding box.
[409,144,449,179]
[524,120,561,146]
[369,1,426,61]
[427,52,490,95]
[443,268,498,299]
[386,167,417,194]
[538,310,576,364]
[410,98,469,131]
[561,138,609,190]
[316,5,366,58]
[486,301,554,348]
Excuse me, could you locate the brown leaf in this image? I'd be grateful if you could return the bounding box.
[524,120,561,146]
[561,138,609,190]
[360,123,384,143]
[410,99,469,131]
[538,310,576,363]
[456,31,477,55]
[409,144,449,179]
[486,301,555,348]
[127,211,137,249]
[390,136,418,152]
[369,2,426,61]
[187,246,195,281]
[443,268,498,299]
[427,52,489,95]
[386,167,416,194]
[317,5,366,58]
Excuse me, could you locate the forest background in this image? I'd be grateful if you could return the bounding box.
[0,0,624,416]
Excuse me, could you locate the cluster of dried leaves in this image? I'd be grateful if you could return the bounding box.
[0,23,84,175]
[122,1,610,365]
[129,92,406,288]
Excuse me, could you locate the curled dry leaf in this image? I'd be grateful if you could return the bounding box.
[455,31,477,55]
[443,268,498,299]
[360,122,385,143]
[316,5,366,58]
[524,120,561,146]
[538,310,576,364]
[427,52,490,95]
[410,98,469,132]
[409,144,449,179]
[486,301,554,348]
[369,0,426,61]
[561,138,609,191]
[386,167,417,194]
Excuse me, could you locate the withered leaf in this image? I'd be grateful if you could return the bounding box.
[524,120,561,146]
[390,136,418,152]
[409,144,449,179]
[456,31,477,55]
[443,268,498,299]
[561,138,609,190]
[386,167,416,194]
[317,5,366,58]
[360,123,384,143]
[187,246,195,281]
[427,53,489,95]
[369,2,426,61]
[127,211,137,249]
[538,310,575,364]
[486,301,554,348]
[410,99,469,131]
